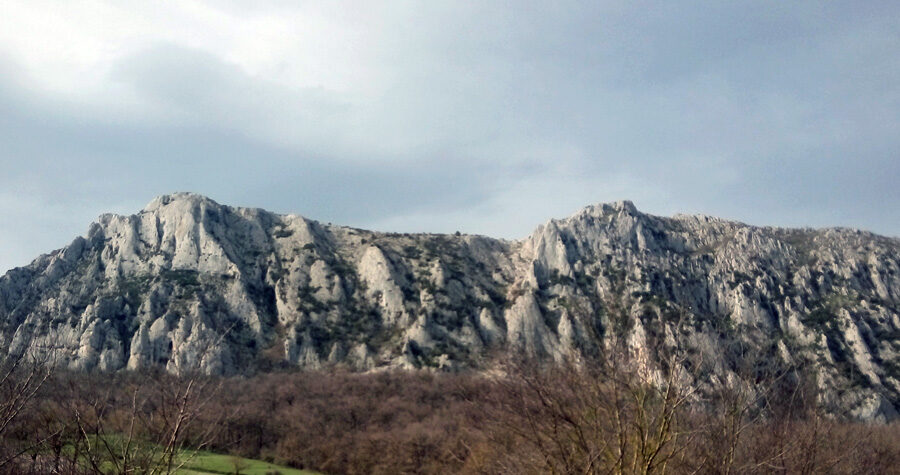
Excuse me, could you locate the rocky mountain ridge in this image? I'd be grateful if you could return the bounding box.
[1,193,899,420]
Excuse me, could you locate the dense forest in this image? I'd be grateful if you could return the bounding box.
[2,349,898,474]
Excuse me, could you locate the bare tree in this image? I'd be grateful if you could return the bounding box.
[481,333,701,475]
[52,369,225,474]
[0,343,58,472]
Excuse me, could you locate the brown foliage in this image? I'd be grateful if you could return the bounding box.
[1,363,898,474]
[0,351,53,471]
[3,370,223,474]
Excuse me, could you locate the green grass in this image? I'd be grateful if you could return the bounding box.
[177,450,317,475]
[54,436,316,475]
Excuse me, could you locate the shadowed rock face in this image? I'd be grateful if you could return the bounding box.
[2,193,899,420]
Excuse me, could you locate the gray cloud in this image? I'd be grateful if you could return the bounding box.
[1,1,898,273]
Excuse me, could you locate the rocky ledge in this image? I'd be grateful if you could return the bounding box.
[1,193,898,420]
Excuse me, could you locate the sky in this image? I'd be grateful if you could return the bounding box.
[0,1,898,273]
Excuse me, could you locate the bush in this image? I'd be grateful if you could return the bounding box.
[2,364,898,474]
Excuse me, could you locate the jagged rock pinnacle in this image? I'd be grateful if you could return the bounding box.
[1,194,898,421]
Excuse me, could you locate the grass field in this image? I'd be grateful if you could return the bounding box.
[178,450,317,474]
[51,433,316,474]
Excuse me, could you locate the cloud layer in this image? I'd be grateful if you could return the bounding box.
[1,1,898,272]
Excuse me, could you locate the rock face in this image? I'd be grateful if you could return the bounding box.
[1,193,899,419]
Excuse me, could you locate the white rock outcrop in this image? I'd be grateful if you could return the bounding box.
[1,192,899,420]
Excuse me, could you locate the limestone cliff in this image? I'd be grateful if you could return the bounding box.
[1,193,899,419]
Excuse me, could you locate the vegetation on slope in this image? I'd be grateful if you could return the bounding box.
[1,348,898,474]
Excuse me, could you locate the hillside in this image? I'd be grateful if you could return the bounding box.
[1,193,899,420]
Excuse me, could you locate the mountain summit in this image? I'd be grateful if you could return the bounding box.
[1,194,899,420]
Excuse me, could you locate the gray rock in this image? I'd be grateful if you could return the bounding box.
[2,192,899,420]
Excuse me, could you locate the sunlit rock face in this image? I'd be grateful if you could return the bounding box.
[2,193,899,420]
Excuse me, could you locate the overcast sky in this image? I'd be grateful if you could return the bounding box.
[1,1,898,273]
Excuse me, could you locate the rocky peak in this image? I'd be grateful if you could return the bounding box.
[567,199,640,222]
[142,192,221,213]
[1,194,899,420]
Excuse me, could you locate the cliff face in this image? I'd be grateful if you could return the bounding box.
[2,193,899,419]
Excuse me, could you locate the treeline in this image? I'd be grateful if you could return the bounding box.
[1,356,899,474]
